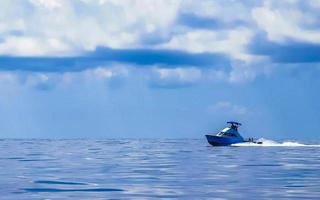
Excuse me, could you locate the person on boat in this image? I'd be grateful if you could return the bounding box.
[231,124,238,131]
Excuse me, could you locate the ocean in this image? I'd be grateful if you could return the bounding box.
[0,139,319,199]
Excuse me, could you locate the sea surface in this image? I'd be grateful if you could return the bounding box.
[0,139,320,199]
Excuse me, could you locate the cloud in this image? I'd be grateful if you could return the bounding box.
[87,67,128,80]
[197,60,272,84]
[0,36,75,57]
[0,0,319,85]
[25,73,54,90]
[179,0,257,24]
[158,28,255,62]
[0,0,181,56]
[82,65,129,88]
[30,0,63,9]
[252,1,320,44]
[0,71,60,90]
[0,47,230,72]
[0,0,319,60]
[0,65,130,91]
[177,13,248,30]
[208,101,248,116]
[149,67,202,88]
[0,71,19,85]
[227,61,273,83]
[0,0,264,63]
[90,47,229,67]
[248,34,320,63]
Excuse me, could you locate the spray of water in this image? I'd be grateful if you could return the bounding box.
[232,138,320,147]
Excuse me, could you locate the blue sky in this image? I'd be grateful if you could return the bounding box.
[0,0,320,140]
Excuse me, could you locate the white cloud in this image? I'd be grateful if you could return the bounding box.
[0,71,17,82]
[24,73,54,90]
[0,65,131,90]
[201,61,272,84]
[0,71,60,90]
[151,67,202,86]
[228,62,264,83]
[0,0,318,88]
[30,0,63,9]
[84,65,129,81]
[0,36,74,56]
[252,1,320,44]
[180,0,254,23]
[0,0,181,56]
[309,0,320,8]
[204,69,228,82]
[208,101,248,116]
[0,0,261,61]
[159,28,254,61]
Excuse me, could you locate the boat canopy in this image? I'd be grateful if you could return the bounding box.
[227,121,242,126]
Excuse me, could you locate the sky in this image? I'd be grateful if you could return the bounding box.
[0,0,320,140]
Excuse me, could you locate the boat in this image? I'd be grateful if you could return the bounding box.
[205,121,262,146]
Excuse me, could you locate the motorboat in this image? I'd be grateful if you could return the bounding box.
[205,121,262,146]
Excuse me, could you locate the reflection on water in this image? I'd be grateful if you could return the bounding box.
[0,139,320,199]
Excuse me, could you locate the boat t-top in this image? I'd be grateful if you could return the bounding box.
[205,121,261,146]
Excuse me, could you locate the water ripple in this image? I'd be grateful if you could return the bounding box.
[22,188,124,192]
[0,139,319,199]
[34,180,88,185]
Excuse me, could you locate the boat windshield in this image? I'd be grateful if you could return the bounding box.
[217,132,237,137]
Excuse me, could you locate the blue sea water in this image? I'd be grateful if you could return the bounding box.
[0,139,320,199]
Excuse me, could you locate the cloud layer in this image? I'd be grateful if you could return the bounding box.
[0,0,320,86]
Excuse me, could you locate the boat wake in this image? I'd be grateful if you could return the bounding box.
[232,138,320,147]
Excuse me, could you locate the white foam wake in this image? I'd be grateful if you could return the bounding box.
[232,138,320,147]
